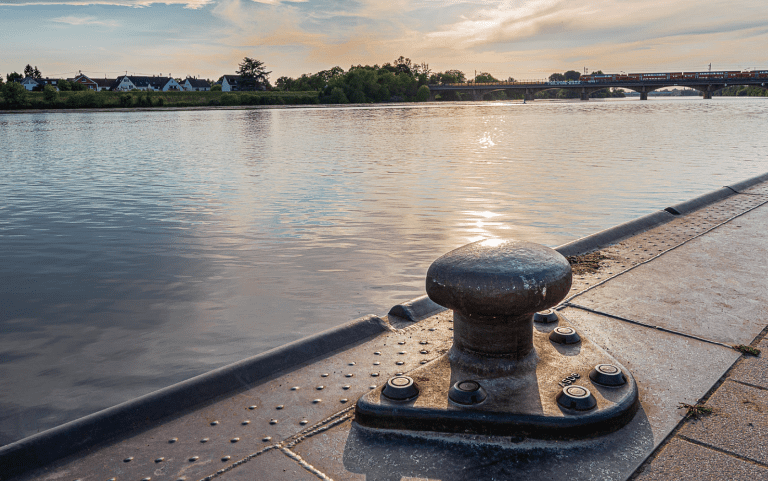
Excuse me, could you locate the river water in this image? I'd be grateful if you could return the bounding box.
[2,97,767,445]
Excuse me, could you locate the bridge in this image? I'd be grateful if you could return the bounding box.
[427,74,768,101]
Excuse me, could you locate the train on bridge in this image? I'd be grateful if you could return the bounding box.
[581,70,768,82]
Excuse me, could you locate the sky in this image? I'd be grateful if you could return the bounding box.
[1,0,767,82]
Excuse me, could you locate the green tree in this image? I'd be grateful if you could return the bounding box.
[57,79,72,91]
[549,73,566,82]
[236,57,271,91]
[211,84,222,91]
[33,66,41,79]
[3,81,28,108]
[43,84,58,103]
[24,64,34,78]
[415,85,430,101]
[70,81,87,91]
[564,70,581,81]
[474,72,499,83]
[7,72,22,83]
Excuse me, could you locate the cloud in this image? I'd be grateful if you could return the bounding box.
[1,0,212,8]
[52,15,119,26]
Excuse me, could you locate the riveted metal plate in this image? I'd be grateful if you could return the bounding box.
[356,315,638,438]
[14,312,455,481]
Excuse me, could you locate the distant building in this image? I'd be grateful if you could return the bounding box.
[183,77,211,91]
[72,73,118,92]
[219,75,266,92]
[20,77,60,91]
[114,75,183,92]
[220,75,242,92]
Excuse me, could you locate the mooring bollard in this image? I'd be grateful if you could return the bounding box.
[356,238,639,438]
[426,239,572,365]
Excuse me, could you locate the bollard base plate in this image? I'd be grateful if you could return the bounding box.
[355,314,639,439]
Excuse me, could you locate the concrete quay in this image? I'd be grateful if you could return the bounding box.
[3,175,768,480]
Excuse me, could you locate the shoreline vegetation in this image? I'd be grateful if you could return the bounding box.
[2,56,766,111]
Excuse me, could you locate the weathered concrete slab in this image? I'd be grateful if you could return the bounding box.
[680,380,768,465]
[632,437,768,481]
[730,338,768,389]
[214,448,319,481]
[570,208,768,346]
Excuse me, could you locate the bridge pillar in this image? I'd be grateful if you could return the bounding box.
[640,91,648,101]
[702,87,712,100]
[429,91,437,101]
[472,90,484,101]
[524,89,535,102]
[580,90,589,101]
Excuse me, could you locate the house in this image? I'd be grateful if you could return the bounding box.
[220,75,242,92]
[220,75,266,92]
[183,77,211,91]
[73,73,98,91]
[114,75,183,92]
[72,73,118,92]
[20,77,60,91]
[93,78,119,92]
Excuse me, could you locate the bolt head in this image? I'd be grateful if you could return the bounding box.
[556,385,597,411]
[382,375,419,401]
[589,364,627,386]
[448,380,488,405]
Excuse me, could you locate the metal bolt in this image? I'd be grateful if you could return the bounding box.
[420,341,428,345]
[420,350,428,354]
[340,398,349,403]
[448,380,487,405]
[263,436,272,442]
[242,420,250,425]
[426,239,571,360]
[321,373,329,377]
[348,362,356,365]
[374,351,381,355]
[210,420,219,426]
[291,386,300,391]
[398,341,405,345]
[231,437,239,443]
[342,385,350,390]
[316,385,324,390]
[556,385,597,411]
[312,399,321,404]
[533,309,559,323]
[189,456,199,462]
[269,419,278,424]
[589,364,626,386]
[168,437,178,443]
[222,455,231,462]
[300,420,308,425]
[249,405,257,410]
[549,326,581,345]
[396,361,404,365]
[373,361,380,365]
[201,438,209,443]
[371,372,379,377]
[276,405,284,409]
[155,457,164,463]
[345,373,353,378]
[382,376,419,401]
[123,457,133,463]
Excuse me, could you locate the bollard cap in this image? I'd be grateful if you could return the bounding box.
[426,239,572,317]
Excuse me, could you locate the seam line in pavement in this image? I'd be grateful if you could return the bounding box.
[197,445,278,481]
[676,435,768,468]
[280,446,334,480]
[728,378,768,392]
[564,302,735,350]
[557,194,768,308]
